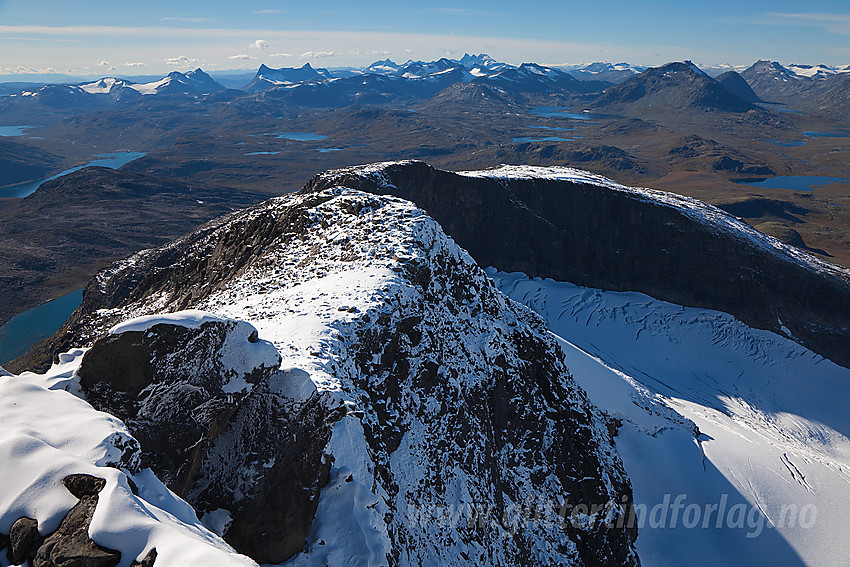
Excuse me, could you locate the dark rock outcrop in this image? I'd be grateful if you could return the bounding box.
[74,316,339,564]
[9,517,41,566]
[34,475,121,567]
[305,161,850,368]
[78,319,281,496]
[2,475,121,567]
[130,548,157,567]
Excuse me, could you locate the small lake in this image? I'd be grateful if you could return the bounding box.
[512,136,582,143]
[768,140,806,147]
[757,103,803,114]
[530,106,616,121]
[527,125,576,131]
[245,151,280,156]
[804,131,850,139]
[0,289,83,365]
[271,132,327,141]
[317,148,341,153]
[732,175,850,191]
[0,125,33,136]
[0,151,147,199]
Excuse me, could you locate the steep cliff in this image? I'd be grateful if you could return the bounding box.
[304,161,850,368]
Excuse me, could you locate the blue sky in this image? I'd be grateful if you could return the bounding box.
[1,0,849,76]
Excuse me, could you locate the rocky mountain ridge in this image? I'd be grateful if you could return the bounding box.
[10,185,640,566]
[304,161,850,368]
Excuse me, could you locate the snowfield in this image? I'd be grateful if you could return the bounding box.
[491,270,850,567]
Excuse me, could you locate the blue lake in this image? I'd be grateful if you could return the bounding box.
[527,125,577,131]
[0,125,32,136]
[757,103,803,114]
[317,148,342,153]
[769,140,806,147]
[271,132,327,141]
[512,136,582,143]
[0,151,147,199]
[732,176,850,191]
[0,289,83,365]
[530,106,573,118]
[529,106,616,121]
[804,131,850,139]
[245,151,280,156]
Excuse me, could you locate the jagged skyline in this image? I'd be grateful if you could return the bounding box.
[1,0,849,77]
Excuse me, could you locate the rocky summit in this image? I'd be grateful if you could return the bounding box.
[5,183,641,566]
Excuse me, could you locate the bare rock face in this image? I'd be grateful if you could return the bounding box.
[77,319,280,497]
[130,548,158,567]
[305,160,850,369]
[75,316,341,564]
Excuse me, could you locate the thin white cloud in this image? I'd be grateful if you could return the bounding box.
[766,12,850,35]
[162,17,214,23]
[123,62,147,67]
[768,12,850,23]
[250,39,269,49]
[228,54,255,60]
[98,60,110,66]
[301,51,336,58]
[165,55,199,66]
[367,50,391,56]
[0,25,812,71]
[427,8,472,14]
[2,66,58,74]
[270,52,293,57]
[252,9,285,14]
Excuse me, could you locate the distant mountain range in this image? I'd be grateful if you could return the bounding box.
[741,60,850,116]
[1,55,847,118]
[0,69,226,115]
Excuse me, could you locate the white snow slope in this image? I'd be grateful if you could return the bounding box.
[490,270,850,567]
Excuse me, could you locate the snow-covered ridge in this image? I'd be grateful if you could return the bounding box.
[314,161,850,282]
[458,164,850,281]
[109,309,232,334]
[39,186,639,565]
